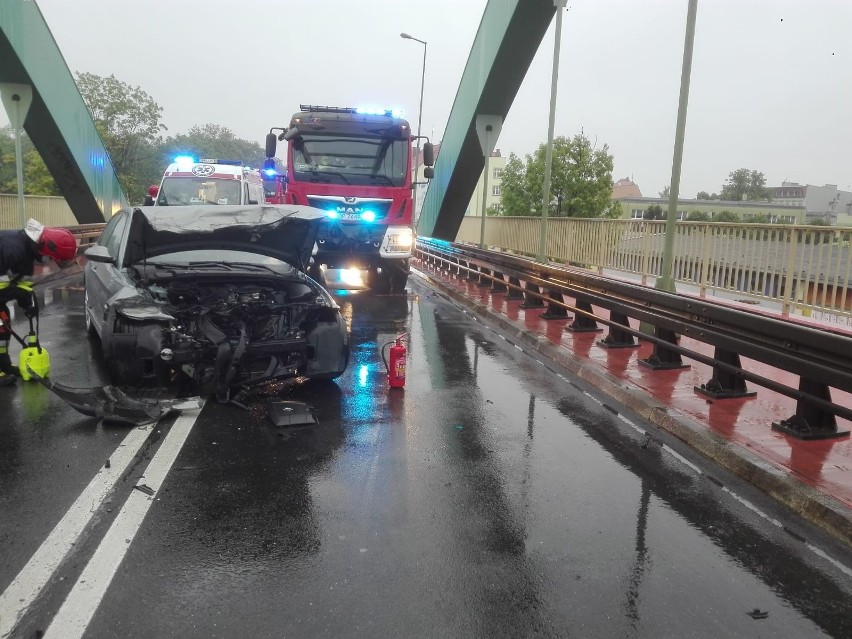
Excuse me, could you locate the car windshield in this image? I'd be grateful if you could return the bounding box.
[292,135,407,187]
[144,250,296,273]
[157,177,241,205]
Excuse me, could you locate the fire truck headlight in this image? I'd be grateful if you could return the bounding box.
[389,228,413,248]
[360,210,376,223]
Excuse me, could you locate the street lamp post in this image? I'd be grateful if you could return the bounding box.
[537,0,567,263]
[401,32,427,224]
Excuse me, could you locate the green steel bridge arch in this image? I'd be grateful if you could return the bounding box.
[418,0,558,240]
[0,0,126,224]
[1,0,557,233]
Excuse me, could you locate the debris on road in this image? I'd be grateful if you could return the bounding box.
[28,369,201,425]
[266,399,318,427]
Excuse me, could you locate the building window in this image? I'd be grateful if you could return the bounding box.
[631,209,643,219]
[492,186,501,196]
[493,168,503,179]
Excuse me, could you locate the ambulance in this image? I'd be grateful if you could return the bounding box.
[153,157,266,206]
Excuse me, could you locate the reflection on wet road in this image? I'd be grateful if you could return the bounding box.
[2,279,850,638]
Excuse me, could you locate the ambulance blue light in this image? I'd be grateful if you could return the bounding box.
[174,155,196,166]
[360,210,376,222]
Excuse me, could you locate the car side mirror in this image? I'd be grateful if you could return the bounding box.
[84,245,115,264]
[424,167,434,179]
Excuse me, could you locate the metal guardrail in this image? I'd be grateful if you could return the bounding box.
[416,237,852,441]
[67,223,105,255]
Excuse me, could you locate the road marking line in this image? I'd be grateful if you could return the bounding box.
[43,407,204,639]
[0,426,153,639]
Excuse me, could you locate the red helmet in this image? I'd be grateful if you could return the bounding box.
[37,227,77,262]
[148,185,159,197]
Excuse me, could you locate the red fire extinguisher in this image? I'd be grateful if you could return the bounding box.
[381,334,407,388]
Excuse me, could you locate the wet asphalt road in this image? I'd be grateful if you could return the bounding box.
[1,273,851,638]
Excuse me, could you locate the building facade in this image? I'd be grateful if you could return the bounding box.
[465,150,506,216]
[613,196,806,224]
[767,182,852,225]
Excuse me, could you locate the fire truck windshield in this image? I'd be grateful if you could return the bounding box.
[157,177,241,206]
[292,135,407,187]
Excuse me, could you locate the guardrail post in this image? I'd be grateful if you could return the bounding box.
[477,268,493,288]
[520,282,545,309]
[772,379,850,440]
[490,271,508,294]
[506,276,525,300]
[597,311,636,347]
[566,300,601,332]
[466,262,480,282]
[541,289,570,320]
[639,327,689,370]
[781,227,798,316]
[694,348,756,399]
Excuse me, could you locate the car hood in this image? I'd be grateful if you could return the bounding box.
[123,205,327,269]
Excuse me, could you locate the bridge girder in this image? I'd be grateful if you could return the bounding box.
[417,0,558,240]
[0,0,126,223]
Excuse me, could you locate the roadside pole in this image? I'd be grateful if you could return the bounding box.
[1,84,34,228]
[475,115,503,249]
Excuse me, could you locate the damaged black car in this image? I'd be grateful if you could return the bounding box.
[83,205,349,402]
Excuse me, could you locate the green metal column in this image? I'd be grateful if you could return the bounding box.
[0,0,127,223]
[417,0,557,241]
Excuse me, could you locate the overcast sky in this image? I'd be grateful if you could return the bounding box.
[5,0,852,198]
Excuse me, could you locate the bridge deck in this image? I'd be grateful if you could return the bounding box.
[415,257,852,520]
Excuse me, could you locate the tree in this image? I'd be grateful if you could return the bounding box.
[686,210,711,221]
[164,124,267,168]
[713,210,740,223]
[0,127,60,195]
[497,153,531,216]
[719,168,770,202]
[75,72,166,200]
[644,204,664,220]
[659,186,670,198]
[696,191,717,200]
[498,134,617,218]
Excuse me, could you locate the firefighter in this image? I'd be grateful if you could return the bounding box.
[0,219,77,386]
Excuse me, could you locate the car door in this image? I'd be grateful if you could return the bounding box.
[85,211,129,333]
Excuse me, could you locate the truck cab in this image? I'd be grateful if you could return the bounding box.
[264,105,434,293]
[154,157,265,206]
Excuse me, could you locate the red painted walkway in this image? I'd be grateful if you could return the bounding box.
[416,261,852,512]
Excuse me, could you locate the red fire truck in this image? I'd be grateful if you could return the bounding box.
[264,105,434,293]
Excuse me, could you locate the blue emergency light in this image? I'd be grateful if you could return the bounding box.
[326,210,340,220]
[174,155,196,166]
[355,106,403,118]
[263,168,277,177]
[360,210,377,222]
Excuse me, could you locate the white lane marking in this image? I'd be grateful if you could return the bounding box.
[806,544,852,578]
[0,426,152,639]
[661,444,703,475]
[45,407,203,637]
[43,407,203,639]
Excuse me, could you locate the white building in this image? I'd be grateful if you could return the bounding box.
[466,149,506,216]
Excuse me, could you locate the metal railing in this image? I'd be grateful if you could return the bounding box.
[416,237,852,442]
[456,216,852,320]
[0,194,79,229]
